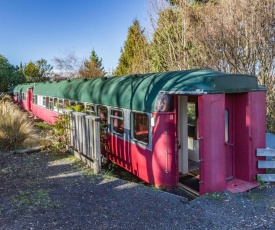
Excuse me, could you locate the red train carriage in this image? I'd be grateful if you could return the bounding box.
[11,69,266,195]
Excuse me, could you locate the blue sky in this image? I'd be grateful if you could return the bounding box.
[0,0,148,73]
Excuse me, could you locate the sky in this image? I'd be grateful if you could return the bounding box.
[0,0,149,73]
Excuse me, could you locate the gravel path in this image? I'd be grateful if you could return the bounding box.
[1,151,275,230]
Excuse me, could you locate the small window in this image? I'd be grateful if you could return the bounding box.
[58,99,64,109]
[132,112,149,144]
[22,93,26,101]
[188,103,197,138]
[46,97,49,109]
[70,101,76,107]
[53,98,58,112]
[98,106,108,125]
[49,98,54,111]
[43,97,46,107]
[76,102,85,112]
[155,94,174,112]
[64,100,69,109]
[110,108,124,135]
[33,95,37,105]
[85,103,95,115]
[225,110,229,143]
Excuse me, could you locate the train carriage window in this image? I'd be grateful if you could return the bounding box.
[33,95,38,105]
[70,101,76,107]
[22,93,26,101]
[187,102,197,139]
[38,96,43,106]
[64,100,69,109]
[43,97,46,107]
[49,98,54,111]
[110,109,124,135]
[46,97,49,109]
[98,106,108,125]
[132,112,149,145]
[85,104,95,115]
[155,94,174,112]
[77,102,85,112]
[58,99,64,109]
[53,98,58,112]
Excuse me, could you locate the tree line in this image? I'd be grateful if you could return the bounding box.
[114,0,274,133]
[0,49,106,91]
[0,0,274,132]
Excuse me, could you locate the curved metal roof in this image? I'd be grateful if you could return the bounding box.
[13,69,263,112]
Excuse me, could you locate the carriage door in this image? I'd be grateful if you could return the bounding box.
[27,88,33,111]
[225,94,234,180]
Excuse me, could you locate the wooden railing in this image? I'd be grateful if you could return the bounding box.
[257,149,275,182]
[63,109,101,173]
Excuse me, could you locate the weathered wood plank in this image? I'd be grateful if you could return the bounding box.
[257,174,275,182]
[257,148,275,157]
[258,161,275,168]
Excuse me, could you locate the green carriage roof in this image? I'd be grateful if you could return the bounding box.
[13,69,264,112]
[12,83,36,94]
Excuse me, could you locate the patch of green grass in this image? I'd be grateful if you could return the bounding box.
[52,151,74,160]
[35,122,53,131]
[255,175,265,185]
[246,192,262,201]
[204,192,223,201]
[11,189,58,211]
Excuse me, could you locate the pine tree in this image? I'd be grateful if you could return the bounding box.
[79,49,106,78]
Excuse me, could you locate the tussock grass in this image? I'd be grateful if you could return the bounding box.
[0,99,39,151]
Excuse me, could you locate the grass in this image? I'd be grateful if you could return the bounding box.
[0,98,39,151]
[10,189,58,211]
[204,192,223,201]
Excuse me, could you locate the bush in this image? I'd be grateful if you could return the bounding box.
[0,100,38,151]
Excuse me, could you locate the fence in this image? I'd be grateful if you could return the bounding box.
[63,109,101,173]
[257,149,275,182]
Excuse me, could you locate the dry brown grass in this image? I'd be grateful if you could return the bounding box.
[0,99,39,151]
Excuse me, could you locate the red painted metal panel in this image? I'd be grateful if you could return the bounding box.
[225,94,234,179]
[32,105,59,124]
[232,93,249,180]
[106,112,178,188]
[152,112,178,187]
[198,94,226,195]
[27,88,33,111]
[231,92,265,182]
[248,92,266,178]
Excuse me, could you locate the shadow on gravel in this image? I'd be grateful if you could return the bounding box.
[1,151,275,230]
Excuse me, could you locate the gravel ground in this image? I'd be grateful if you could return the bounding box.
[1,151,275,230]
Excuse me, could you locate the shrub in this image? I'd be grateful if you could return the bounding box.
[0,100,38,151]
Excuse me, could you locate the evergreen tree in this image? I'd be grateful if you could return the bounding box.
[0,55,25,91]
[79,49,106,78]
[114,19,151,76]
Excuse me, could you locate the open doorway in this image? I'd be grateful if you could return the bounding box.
[177,96,200,195]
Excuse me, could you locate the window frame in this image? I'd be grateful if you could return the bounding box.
[33,94,38,105]
[110,108,124,136]
[49,97,54,111]
[187,97,198,139]
[85,103,95,115]
[131,111,149,145]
